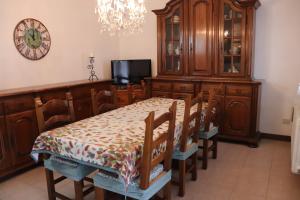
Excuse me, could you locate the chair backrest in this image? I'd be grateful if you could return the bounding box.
[128,80,147,104]
[204,88,222,131]
[35,92,75,132]
[180,93,203,152]
[140,101,177,190]
[91,88,117,115]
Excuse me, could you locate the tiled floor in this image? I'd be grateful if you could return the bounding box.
[1,139,299,200]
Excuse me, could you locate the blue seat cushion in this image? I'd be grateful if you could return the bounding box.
[172,142,198,161]
[44,156,96,181]
[199,126,219,140]
[93,164,171,200]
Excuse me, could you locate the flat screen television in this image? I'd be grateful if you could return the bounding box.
[111,59,152,85]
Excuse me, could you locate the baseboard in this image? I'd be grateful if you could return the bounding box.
[260,132,291,142]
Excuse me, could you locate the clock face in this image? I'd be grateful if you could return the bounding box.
[14,18,51,60]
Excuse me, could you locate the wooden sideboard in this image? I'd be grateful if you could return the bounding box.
[146,77,261,147]
[0,80,111,179]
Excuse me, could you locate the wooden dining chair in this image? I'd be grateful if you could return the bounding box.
[91,88,118,115]
[128,80,147,104]
[35,92,95,200]
[93,102,177,200]
[199,88,221,170]
[172,93,203,197]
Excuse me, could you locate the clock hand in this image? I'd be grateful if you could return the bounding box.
[32,31,35,41]
[30,31,34,41]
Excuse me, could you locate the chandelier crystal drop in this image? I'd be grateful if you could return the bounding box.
[95,0,147,35]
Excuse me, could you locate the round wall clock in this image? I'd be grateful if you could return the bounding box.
[14,18,51,60]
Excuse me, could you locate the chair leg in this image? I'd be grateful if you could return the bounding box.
[191,152,197,181]
[163,181,171,200]
[45,168,55,200]
[74,180,84,200]
[95,187,105,200]
[202,139,208,170]
[178,160,186,197]
[213,135,218,159]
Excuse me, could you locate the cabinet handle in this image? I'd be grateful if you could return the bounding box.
[235,89,242,95]
[190,42,193,51]
[180,44,183,52]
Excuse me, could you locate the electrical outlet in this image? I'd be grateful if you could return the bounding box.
[282,118,291,125]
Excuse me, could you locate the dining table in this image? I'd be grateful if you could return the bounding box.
[31,97,206,188]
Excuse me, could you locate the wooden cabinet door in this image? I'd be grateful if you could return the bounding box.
[224,96,251,137]
[0,116,12,174]
[160,1,185,75]
[73,98,93,121]
[218,0,247,77]
[188,0,214,76]
[6,110,39,167]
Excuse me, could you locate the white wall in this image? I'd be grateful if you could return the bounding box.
[254,0,300,135]
[119,0,169,76]
[0,0,119,90]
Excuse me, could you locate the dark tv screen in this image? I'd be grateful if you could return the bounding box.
[111,59,151,85]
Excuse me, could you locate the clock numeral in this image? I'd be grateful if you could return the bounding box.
[41,42,48,50]
[17,43,26,52]
[33,49,38,59]
[41,29,48,34]
[42,36,50,42]
[39,48,44,55]
[25,48,30,57]
[30,19,35,28]
[15,36,24,43]
[36,22,42,31]
[22,21,29,29]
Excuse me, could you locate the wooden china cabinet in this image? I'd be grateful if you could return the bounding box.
[151,0,261,146]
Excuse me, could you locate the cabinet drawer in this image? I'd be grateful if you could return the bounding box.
[152,91,172,98]
[116,92,130,106]
[226,85,252,97]
[152,82,172,92]
[4,95,35,114]
[173,83,194,93]
[172,93,193,100]
[201,83,224,95]
[39,89,68,103]
[70,85,91,99]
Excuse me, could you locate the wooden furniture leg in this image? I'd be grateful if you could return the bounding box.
[202,139,208,169]
[191,152,197,181]
[163,182,171,200]
[95,187,105,200]
[179,160,186,197]
[74,180,84,200]
[45,168,55,200]
[213,136,218,159]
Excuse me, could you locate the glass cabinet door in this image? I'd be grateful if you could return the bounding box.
[220,0,246,76]
[163,6,183,74]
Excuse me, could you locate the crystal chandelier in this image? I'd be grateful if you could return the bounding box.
[95,0,147,35]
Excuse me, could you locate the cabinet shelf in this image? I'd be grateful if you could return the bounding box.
[224,54,241,57]
[166,39,180,42]
[167,54,181,57]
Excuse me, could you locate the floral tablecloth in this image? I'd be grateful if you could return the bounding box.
[32,97,204,187]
